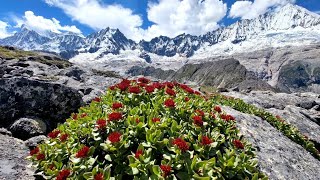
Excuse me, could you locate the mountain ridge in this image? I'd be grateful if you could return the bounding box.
[0,4,320,60]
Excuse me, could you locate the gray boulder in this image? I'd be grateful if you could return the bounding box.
[9,118,46,140]
[25,135,47,148]
[223,107,320,180]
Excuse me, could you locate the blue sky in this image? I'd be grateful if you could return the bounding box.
[0,0,319,41]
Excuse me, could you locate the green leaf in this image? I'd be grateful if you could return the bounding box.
[152,165,161,176]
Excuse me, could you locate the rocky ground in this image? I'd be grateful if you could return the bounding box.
[0,46,319,179]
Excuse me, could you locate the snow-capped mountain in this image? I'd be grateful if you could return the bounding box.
[0,4,320,61]
[0,25,51,50]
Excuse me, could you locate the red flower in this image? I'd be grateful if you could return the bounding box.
[192,116,203,126]
[221,114,235,121]
[129,86,141,94]
[233,140,244,149]
[81,113,87,118]
[112,102,123,110]
[96,119,107,129]
[56,169,71,180]
[36,153,45,161]
[180,84,194,94]
[76,146,90,158]
[60,133,68,142]
[210,112,216,119]
[135,149,143,158]
[214,106,222,113]
[160,165,171,177]
[135,118,140,123]
[30,147,39,156]
[138,77,150,84]
[93,97,101,102]
[201,136,213,146]
[172,138,189,152]
[196,109,205,117]
[276,115,281,119]
[72,113,78,120]
[94,173,104,180]
[152,82,164,89]
[194,91,201,95]
[152,117,160,123]
[49,164,55,170]
[108,132,121,143]
[109,85,116,90]
[164,82,174,89]
[138,83,147,87]
[184,97,190,102]
[108,112,122,121]
[48,130,60,139]
[164,98,175,108]
[145,85,155,93]
[165,88,176,96]
[117,79,131,91]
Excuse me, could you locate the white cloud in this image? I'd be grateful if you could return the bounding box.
[143,0,227,40]
[229,0,296,19]
[15,11,82,35]
[44,0,143,40]
[0,21,12,38]
[43,0,228,41]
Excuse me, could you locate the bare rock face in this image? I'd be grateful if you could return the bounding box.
[0,77,84,131]
[0,134,34,180]
[223,107,320,180]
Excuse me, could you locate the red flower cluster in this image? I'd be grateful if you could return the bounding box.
[196,109,205,117]
[30,147,39,156]
[180,84,194,94]
[220,114,235,121]
[129,86,141,94]
[48,130,60,139]
[117,79,131,91]
[81,113,87,118]
[108,112,122,121]
[72,113,78,120]
[56,169,71,180]
[210,112,216,119]
[184,97,190,102]
[201,136,213,146]
[135,118,140,123]
[145,85,155,93]
[152,117,160,123]
[192,116,203,126]
[49,164,55,170]
[214,106,222,113]
[96,119,107,129]
[233,140,244,149]
[36,153,45,161]
[76,146,90,158]
[165,88,176,96]
[94,173,104,180]
[60,133,68,142]
[112,102,123,110]
[93,97,101,102]
[172,138,189,152]
[160,165,171,177]
[135,149,143,158]
[164,82,174,89]
[164,98,175,108]
[152,82,164,89]
[276,115,281,119]
[138,77,150,84]
[108,132,121,143]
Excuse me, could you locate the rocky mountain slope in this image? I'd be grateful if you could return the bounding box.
[0,47,319,179]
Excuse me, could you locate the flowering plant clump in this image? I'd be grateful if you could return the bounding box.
[28,78,267,179]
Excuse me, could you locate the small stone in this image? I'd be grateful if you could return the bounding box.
[9,118,47,140]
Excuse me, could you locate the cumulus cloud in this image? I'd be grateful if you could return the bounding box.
[229,0,296,19]
[0,21,12,38]
[43,0,227,41]
[44,0,143,39]
[15,11,82,35]
[143,0,227,40]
